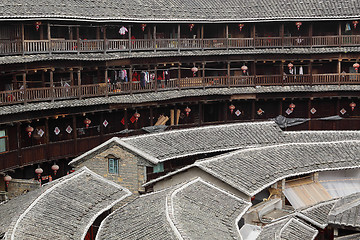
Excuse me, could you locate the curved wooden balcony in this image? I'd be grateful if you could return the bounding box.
[0,73,359,106]
[1,35,360,55]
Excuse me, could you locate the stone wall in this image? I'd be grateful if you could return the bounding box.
[7,178,40,199]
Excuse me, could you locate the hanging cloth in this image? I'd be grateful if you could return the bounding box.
[140,71,146,87]
[345,23,351,32]
[299,66,304,75]
[119,26,128,35]
[164,70,170,86]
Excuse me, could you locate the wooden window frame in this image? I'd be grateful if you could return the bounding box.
[0,129,8,154]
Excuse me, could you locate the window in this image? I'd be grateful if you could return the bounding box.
[108,158,119,174]
[0,130,7,153]
[153,163,164,173]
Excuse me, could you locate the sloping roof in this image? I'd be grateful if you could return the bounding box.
[96,178,251,240]
[192,141,360,196]
[335,233,360,240]
[297,199,338,229]
[0,0,359,22]
[256,217,318,240]
[329,192,360,228]
[284,131,360,143]
[1,167,131,240]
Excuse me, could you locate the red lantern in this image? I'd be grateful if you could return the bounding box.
[238,24,245,32]
[295,22,302,30]
[288,63,294,70]
[191,66,198,77]
[4,175,12,189]
[229,104,235,114]
[35,21,41,31]
[185,106,191,117]
[84,118,91,129]
[353,21,359,29]
[251,196,255,201]
[189,24,195,31]
[353,63,360,72]
[51,164,59,176]
[241,65,248,74]
[350,102,356,111]
[26,125,34,138]
[289,103,296,111]
[35,167,43,179]
[134,112,140,122]
[141,24,147,31]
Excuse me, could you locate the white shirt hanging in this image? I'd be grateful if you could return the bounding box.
[119,26,128,35]
[299,66,304,75]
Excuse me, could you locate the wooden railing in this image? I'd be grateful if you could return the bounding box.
[1,73,359,106]
[1,35,360,55]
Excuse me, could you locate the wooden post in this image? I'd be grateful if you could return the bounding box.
[96,26,101,39]
[149,107,154,126]
[201,25,204,50]
[178,63,181,89]
[16,122,22,166]
[129,66,133,94]
[50,70,54,102]
[48,23,52,54]
[226,24,229,50]
[280,61,284,86]
[202,62,205,89]
[280,23,284,48]
[251,100,255,120]
[22,72,27,104]
[177,24,181,53]
[128,25,132,53]
[72,115,78,155]
[198,102,203,126]
[21,23,25,55]
[308,99,312,130]
[103,26,107,53]
[124,108,129,130]
[309,23,313,47]
[153,25,157,52]
[337,60,341,85]
[70,68,74,86]
[77,69,81,99]
[44,118,49,160]
[104,68,108,97]
[227,61,230,87]
[100,112,104,142]
[76,27,80,54]
[252,23,256,48]
[309,60,313,85]
[154,65,158,92]
[338,22,342,47]
[253,61,257,86]
[41,71,46,87]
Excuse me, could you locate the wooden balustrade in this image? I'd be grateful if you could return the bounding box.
[1,35,360,55]
[0,74,360,106]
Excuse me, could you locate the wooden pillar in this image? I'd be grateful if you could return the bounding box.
[251,100,255,120]
[12,75,17,89]
[226,24,229,50]
[16,122,22,166]
[21,23,25,55]
[44,118,49,160]
[103,26,107,53]
[202,62,205,89]
[77,69,81,99]
[149,107,154,126]
[309,23,313,47]
[336,98,340,130]
[227,61,231,87]
[201,25,204,50]
[338,60,342,85]
[338,22,342,47]
[280,23,284,48]
[309,60,313,85]
[22,72,27,104]
[128,25,132,53]
[70,68,74,86]
[153,25,157,52]
[41,71,46,87]
[308,99,312,130]
[104,68,108,97]
[253,61,257,86]
[177,24,181,53]
[96,27,101,39]
[129,65,133,94]
[47,23,52,54]
[252,23,256,48]
[50,70,54,102]
[69,27,73,40]
[76,27,80,54]
[198,102,203,126]
[178,63,181,89]
[100,112,104,142]
[154,65,158,92]
[124,108,129,130]
[72,115,78,154]
[280,61,284,86]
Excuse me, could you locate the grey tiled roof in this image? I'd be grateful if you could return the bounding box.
[0,0,359,21]
[284,131,360,143]
[329,192,360,228]
[2,85,360,117]
[256,217,318,240]
[335,233,360,240]
[1,47,360,65]
[1,167,131,240]
[297,199,338,229]
[194,141,360,196]
[97,178,251,240]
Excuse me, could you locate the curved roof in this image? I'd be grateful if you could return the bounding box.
[1,167,131,240]
[329,191,360,228]
[256,217,318,240]
[0,0,359,22]
[96,178,251,240]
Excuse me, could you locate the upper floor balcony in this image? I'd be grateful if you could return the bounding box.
[0,21,359,56]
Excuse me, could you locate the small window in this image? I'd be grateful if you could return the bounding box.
[108,158,119,174]
[153,163,164,173]
[0,130,8,153]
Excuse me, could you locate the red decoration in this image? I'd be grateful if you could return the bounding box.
[121,117,125,125]
[141,24,147,31]
[229,104,235,114]
[185,106,191,117]
[350,102,356,111]
[26,125,34,138]
[4,175,12,189]
[295,22,302,30]
[289,103,296,111]
[51,164,59,176]
[353,21,359,29]
[35,167,43,179]
[84,118,91,129]
[251,196,255,201]
[288,63,294,70]
[35,21,42,31]
[353,63,360,72]
[241,65,248,74]
[134,112,140,122]
[238,24,245,32]
[189,24,195,31]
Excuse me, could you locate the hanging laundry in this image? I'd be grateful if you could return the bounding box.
[132,72,139,82]
[119,26,128,35]
[140,72,146,87]
[164,70,170,86]
[345,23,351,32]
[299,66,304,75]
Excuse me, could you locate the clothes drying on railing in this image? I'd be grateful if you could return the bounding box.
[164,70,170,86]
[119,69,128,82]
